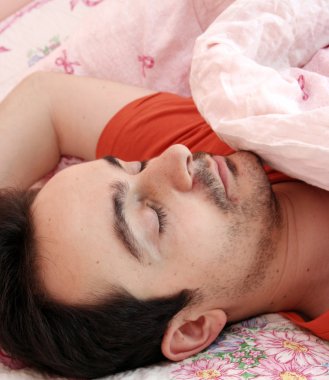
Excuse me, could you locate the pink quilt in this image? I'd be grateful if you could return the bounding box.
[191,0,329,191]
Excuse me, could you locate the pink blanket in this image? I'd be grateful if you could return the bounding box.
[191,0,329,190]
[10,0,221,97]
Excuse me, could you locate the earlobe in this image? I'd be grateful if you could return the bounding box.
[161,309,227,362]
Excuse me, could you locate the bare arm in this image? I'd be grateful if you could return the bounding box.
[0,72,155,189]
[0,0,33,21]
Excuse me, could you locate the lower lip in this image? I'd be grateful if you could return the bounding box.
[212,156,228,194]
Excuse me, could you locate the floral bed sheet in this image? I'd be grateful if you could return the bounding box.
[1,1,329,379]
[1,313,329,379]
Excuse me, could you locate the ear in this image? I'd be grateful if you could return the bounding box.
[161,309,226,361]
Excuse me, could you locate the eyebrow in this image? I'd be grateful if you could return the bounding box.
[103,156,146,263]
[111,180,144,263]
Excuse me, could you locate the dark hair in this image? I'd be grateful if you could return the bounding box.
[0,188,195,379]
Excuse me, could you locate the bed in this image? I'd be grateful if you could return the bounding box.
[1,1,329,379]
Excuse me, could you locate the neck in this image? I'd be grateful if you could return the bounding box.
[262,182,329,320]
[230,181,329,322]
[274,182,329,319]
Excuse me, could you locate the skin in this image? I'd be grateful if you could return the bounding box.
[32,145,283,311]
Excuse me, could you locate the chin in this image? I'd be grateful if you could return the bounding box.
[233,150,263,166]
[230,151,269,182]
[228,151,275,212]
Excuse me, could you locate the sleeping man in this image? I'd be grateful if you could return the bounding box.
[0,72,328,379]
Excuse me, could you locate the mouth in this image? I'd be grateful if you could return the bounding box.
[211,155,229,195]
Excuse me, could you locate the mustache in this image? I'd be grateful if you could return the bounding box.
[193,151,237,176]
[192,152,231,212]
[192,151,209,161]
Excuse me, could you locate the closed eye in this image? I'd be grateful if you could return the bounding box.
[139,160,166,233]
[147,203,167,234]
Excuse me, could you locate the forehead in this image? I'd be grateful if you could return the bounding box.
[31,160,127,303]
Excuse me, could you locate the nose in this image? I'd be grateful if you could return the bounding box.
[137,144,193,195]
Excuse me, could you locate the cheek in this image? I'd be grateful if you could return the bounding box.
[177,207,229,255]
[125,204,235,298]
[165,212,230,275]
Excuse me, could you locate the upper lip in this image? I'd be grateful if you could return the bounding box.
[211,156,228,195]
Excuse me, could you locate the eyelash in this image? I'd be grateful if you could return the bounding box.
[139,160,167,233]
[150,204,167,233]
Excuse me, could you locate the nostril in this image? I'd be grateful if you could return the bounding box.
[186,155,193,176]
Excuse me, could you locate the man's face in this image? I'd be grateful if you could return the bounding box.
[33,145,280,306]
